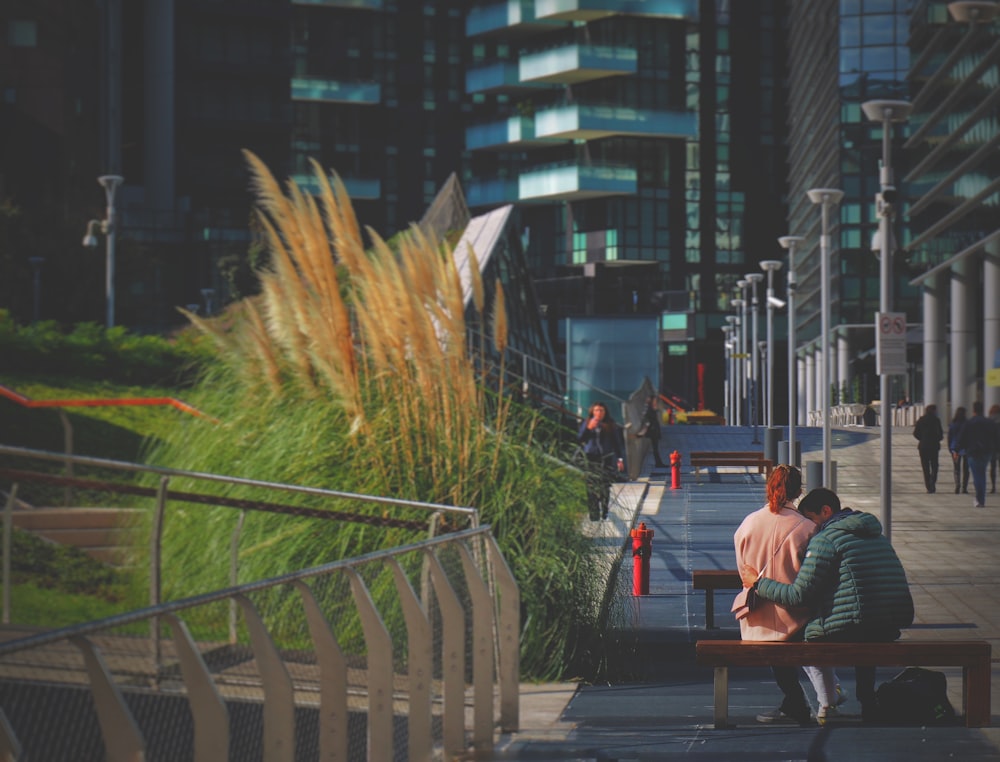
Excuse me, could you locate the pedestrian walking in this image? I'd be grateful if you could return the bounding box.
[948,406,970,495]
[577,402,625,521]
[989,404,1000,494]
[912,404,944,493]
[957,401,997,508]
[639,395,666,468]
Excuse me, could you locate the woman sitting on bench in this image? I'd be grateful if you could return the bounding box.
[734,465,842,726]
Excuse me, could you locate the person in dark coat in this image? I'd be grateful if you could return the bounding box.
[957,401,997,508]
[948,406,970,494]
[640,395,666,468]
[912,404,944,493]
[577,401,625,520]
[745,488,914,722]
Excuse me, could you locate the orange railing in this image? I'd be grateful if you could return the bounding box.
[0,384,217,422]
[0,384,217,506]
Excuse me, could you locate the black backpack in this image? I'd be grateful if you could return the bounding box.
[875,667,957,725]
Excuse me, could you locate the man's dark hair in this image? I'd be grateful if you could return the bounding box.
[972,400,983,415]
[798,487,841,517]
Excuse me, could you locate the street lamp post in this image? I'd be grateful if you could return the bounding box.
[807,188,844,487]
[745,273,764,443]
[862,99,911,542]
[735,290,748,423]
[82,175,124,329]
[760,260,783,428]
[725,315,738,425]
[778,236,804,464]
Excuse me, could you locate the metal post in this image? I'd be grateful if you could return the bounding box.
[779,236,803,461]
[862,99,911,541]
[746,273,763,443]
[760,260,783,428]
[807,189,844,486]
[98,175,124,329]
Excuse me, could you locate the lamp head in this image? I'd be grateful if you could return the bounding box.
[82,219,102,248]
[861,99,913,124]
[778,235,805,249]
[760,259,783,272]
[736,279,748,289]
[731,298,744,308]
[745,273,763,284]
[807,188,845,205]
[768,295,787,309]
[948,1,999,23]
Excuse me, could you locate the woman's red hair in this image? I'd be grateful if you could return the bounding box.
[766,464,802,513]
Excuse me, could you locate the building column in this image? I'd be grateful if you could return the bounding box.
[985,240,1000,413]
[805,350,816,424]
[922,274,947,412]
[950,257,977,410]
[797,356,807,426]
[837,330,850,402]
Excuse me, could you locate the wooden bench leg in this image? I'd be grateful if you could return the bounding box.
[705,589,715,630]
[965,662,991,727]
[713,666,729,729]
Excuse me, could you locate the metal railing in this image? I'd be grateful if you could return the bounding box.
[0,446,520,760]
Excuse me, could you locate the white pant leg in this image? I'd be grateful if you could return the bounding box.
[802,665,839,708]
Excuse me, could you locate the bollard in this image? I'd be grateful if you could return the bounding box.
[670,450,682,490]
[764,427,781,465]
[630,522,654,596]
[806,460,838,490]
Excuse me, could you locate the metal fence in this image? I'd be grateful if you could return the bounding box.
[0,447,520,760]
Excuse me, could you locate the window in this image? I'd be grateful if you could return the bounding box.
[8,20,37,47]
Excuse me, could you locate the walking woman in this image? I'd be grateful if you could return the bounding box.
[734,465,842,725]
[948,406,970,494]
[577,401,625,521]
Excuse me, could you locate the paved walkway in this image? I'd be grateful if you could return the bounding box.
[497,424,1000,760]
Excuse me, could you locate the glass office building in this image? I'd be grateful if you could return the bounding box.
[465,0,790,412]
[784,0,920,418]
[906,0,1000,414]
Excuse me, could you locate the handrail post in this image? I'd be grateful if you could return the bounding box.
[58,410,73,507]
[3,485,17,625]
[229,510,247,644]
[151,477,169,682]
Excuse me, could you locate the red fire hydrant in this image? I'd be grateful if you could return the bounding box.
[630,522,654,596]
[670,450,682,490]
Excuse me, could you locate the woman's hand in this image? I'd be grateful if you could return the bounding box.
[739,563,759,588]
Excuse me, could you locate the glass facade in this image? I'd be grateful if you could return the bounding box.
[466,1,790,409]
[785,0,918,406]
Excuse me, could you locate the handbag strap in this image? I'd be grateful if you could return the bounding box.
[757,515,805,580]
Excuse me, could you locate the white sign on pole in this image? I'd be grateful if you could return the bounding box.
[876,311,907,376]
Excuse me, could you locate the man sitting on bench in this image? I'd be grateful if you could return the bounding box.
[742,487,914,723]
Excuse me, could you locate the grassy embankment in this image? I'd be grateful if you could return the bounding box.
[0,154,621,680]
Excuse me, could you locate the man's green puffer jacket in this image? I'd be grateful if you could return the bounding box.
[755,510,914,641]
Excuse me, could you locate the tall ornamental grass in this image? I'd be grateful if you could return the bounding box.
[140,153,602,679]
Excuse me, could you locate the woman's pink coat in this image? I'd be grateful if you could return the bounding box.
[733,503,815,640]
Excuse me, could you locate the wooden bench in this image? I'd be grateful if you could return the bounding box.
[695,640,992,728]
[692,570,741,629]
[690,451,774,479]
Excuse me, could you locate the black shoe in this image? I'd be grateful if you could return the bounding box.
[955,486,961,494]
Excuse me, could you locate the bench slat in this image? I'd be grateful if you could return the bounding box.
[696,640,991,728]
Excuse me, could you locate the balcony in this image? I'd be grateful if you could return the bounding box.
[466,116,563,150]
[290,77,380,104]
[534,0,697,21]
[519,44,636,85]
[292,0,383,8]
[518,161,636,202]
[466,61,554,94]
[534,103,697,140]
[466,178,520,208]
[466,0,565,37]
[292,173,381,200]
